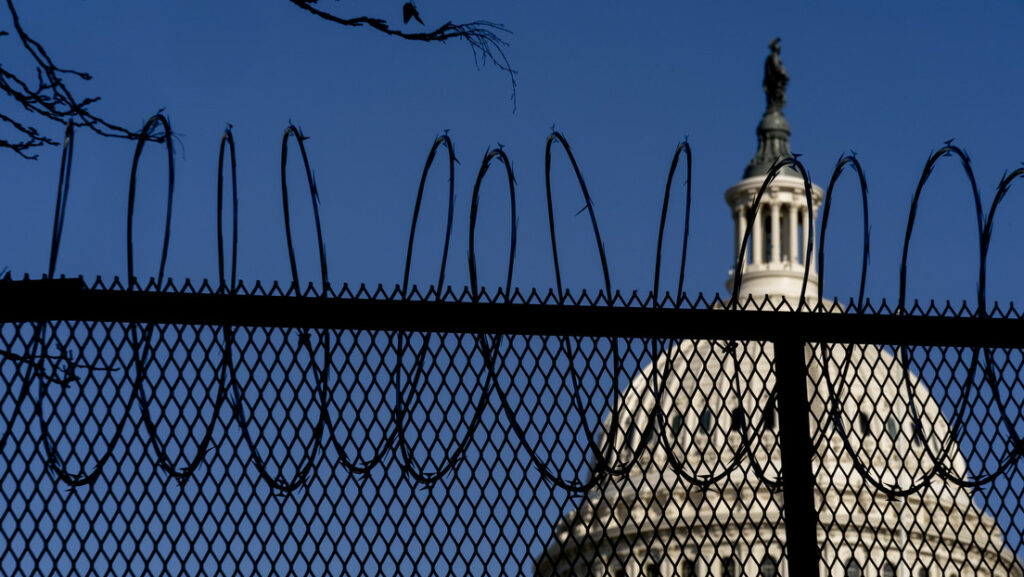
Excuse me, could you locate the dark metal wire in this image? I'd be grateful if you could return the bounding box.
[424,145,516,485]
[4,129,1024,577]
[652,141,693,303]
[815,153,874,471]
[279,124,329,293]
[542,132,632,486]
[544,131,611,297]
[816,153,870,309]
[216,125,239,292]
[647,141,754,489]
[227,124,331,492]
[126,114,175,285]
[402,134,457,293]
[892,144,985,495]
[47,122,75,278]
[978,166,1024,465]
[4,128,1024,501]
[125,114,211,483]
[215,124,241,483]
[0,123,76,464]
[391,136,467,485]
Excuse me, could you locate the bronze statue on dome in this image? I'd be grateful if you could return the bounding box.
[764,37,788,112]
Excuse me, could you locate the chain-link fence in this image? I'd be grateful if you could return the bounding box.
[1,277,1022,576]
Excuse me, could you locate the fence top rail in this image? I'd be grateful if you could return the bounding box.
[0,278,1021,347]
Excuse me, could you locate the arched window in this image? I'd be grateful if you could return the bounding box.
[885,416,900,440]
[645,562,660,577]
[759,555,778,577]
[844,558,861,577]
[681,558,696,577]
[699,408,714,435]
[670,413,683,435]
[858,411,871,435]
[730,407,745,432]
[917,567,929,577]
[796,216,805,263]
[882,562,896,577]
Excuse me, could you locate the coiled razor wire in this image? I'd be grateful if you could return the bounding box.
[2,113,1024,501]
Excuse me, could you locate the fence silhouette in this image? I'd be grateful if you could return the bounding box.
[1,117,1024,575]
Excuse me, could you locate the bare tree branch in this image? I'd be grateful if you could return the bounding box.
[0,0,140,158]
[0,0,517,158]
[286,0,517,107]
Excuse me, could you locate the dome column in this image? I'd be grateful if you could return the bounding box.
[800,206,810,266]
[752,209,763,266]
[770,201,781,264]
[736,207,747,263]
[788,204,798,264]
[708,556,722,577]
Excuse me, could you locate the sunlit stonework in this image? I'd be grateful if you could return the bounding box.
[535,335,1022,576]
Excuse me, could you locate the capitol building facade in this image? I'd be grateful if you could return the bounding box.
[535,43,1022,577]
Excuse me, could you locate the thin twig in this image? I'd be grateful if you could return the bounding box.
[0,0,139,158]
[286,0,517,107]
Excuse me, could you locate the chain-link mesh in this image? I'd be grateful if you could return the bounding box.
[1,278,1022,576]
[805,342,1024,577]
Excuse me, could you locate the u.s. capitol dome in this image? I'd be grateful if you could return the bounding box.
[535,42,1021,577]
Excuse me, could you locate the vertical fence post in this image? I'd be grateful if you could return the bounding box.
[774,338,821,576]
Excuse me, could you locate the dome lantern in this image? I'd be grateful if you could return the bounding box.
[726,38,823,301]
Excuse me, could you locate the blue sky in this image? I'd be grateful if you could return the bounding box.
[3,1,1024,307]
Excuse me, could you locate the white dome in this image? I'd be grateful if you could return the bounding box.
[536,329,1021,576]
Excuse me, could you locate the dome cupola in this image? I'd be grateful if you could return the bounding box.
[726,38,823,301]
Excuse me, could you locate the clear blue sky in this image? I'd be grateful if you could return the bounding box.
[3,1,1024,307]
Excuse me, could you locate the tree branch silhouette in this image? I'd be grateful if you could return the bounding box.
[286,0,517,107]
[0,0,517,159]
[0,0,138,159]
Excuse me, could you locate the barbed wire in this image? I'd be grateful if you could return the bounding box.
[3,113,1024,498]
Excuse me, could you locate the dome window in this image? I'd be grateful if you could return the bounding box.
[699,408,714,435]
[882,562,896,577]
[670,413,683,435]
[858,411,871,435]
[765,403,777,430]
[759,555,778,577]
[681,558,696,577]
[844,558,861,577]
[730,407,745,432]
[885,416,900,440]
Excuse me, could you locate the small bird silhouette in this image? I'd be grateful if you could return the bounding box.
[403,2,424,25]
